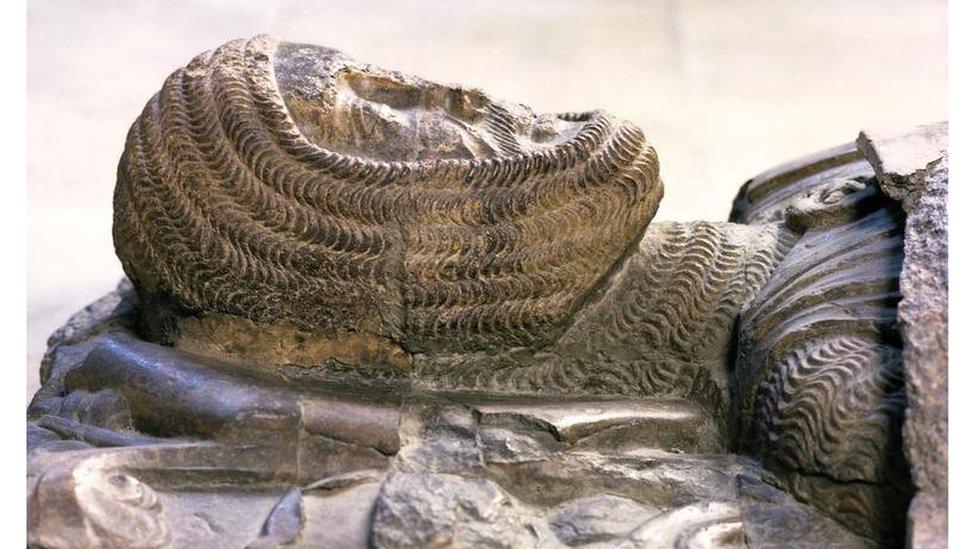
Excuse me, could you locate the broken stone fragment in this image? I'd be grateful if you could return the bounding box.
[858,122,949,549]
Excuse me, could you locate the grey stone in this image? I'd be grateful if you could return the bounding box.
[735,476,876,548]
[371,472,532,548]
[298,482,381,547]
[858,122,949,549]
[857,121,948,209]
[247,487,304,548]
[731,143,911,542]
[548,495,656,545]
[26,34,948,548]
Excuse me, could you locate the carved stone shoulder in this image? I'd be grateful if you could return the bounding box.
[732,145,906,541]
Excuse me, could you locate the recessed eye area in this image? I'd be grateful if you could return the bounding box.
[338,68,487,126]
[282,66,503,161]
[275,46,584,162]
[336,69,423,110]
[817,179,866,205]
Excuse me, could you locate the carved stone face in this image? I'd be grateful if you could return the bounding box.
[785,178,883,231]
[274,41,584,161]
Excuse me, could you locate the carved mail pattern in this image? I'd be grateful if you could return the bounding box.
[732,158,908,540]
[113,35,662,351]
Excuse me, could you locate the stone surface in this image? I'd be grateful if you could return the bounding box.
[113,34,662,354]
[858,123,949,549]
[107,35,802,428]
[731,143,911,543]
[412,220,792,426]
[248,487,304,547]
[857,122,948,208]
[27,302,874,547]
[548,495,656,545]
[27,0,949,402]
[26,34,947,548]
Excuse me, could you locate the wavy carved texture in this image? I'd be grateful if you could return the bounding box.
[412,221,793,420]
[729,142,875,225]
[755,336,904,483]
[582,222,796,361]
[731,151,907,541]
[113,35,663,352]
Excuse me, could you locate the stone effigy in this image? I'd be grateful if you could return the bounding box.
[27,35,948,548]
[113,35,662,354]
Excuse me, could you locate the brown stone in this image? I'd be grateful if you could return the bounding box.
[26,34,948,547]
[858,122,949,549]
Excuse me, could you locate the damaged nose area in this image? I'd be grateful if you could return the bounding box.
[274,42,592,161]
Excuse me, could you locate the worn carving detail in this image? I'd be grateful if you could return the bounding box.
[755,336,903,482]
[29,460,168,549]
[729,142,874,225]
[567,222,794,368]
[857,123,949,548]
[113,35,662,352]
[28,31,948,549]
[76,471,168,548]
[412,221,792,420]
[732,153,910,541]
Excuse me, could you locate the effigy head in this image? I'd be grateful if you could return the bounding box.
[113,34,663,356]
[276,41,587,162]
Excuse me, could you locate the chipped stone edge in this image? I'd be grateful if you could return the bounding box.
[857,121,949,549]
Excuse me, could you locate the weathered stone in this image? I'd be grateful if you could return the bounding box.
[857,121,948,208]
[627,501,743,548]
[298,482,380,547]
[28,455,168,548]
[27,34,948,548]
[247,487,303,548]
[113,34,662,356]
[29,279,135,421]
[735,476,875,548]
[731,143,911,542]
[858,122,949,549]
[371,472,532,548]
[548,495,657,545]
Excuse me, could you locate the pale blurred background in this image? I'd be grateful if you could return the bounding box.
[27,0,946,398]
